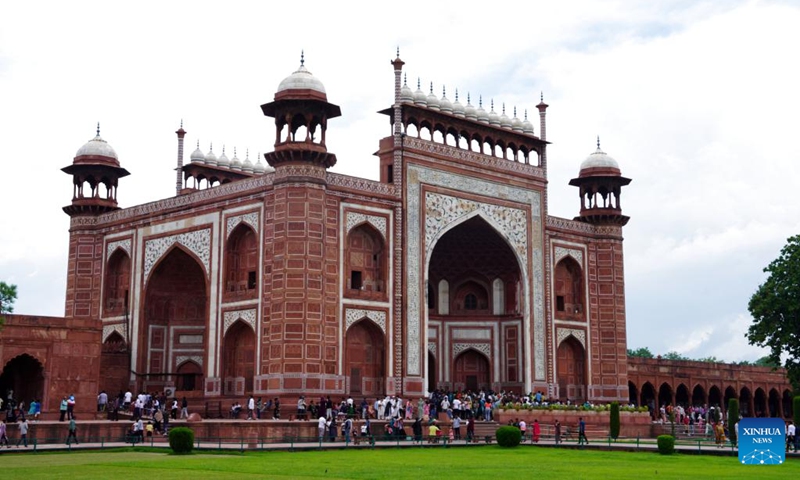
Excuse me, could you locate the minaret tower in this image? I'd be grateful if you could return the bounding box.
[569,137,631,225]
[61,125,130,319]
[62,124,130,216]
[258,53,342,395]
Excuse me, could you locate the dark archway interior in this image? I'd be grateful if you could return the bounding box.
[100,331,129,394]
[557,337,586,403]
[0,354,44,409]
[346,320,385,396]
[223,321,256,395]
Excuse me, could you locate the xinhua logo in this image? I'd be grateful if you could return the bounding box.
[738,417,785,465]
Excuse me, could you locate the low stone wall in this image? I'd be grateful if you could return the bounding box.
[494,409,652,438]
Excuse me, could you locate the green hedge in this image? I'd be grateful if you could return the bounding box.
[657,435,675,455]
[609,402,620,440]
[727,398,739,447]
[496,426,522,448]
[168,427,195,454]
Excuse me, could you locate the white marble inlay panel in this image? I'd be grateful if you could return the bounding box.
[102,323,127,343]
[557,328,586,349]
[346,212,387,241]
[226,212,259,239]
[106,239,132,261]
[144,229,211,282]
[175,355,204,368]
[452,329,491,340]
[554,246,583,266]
[223,309,257,336]
[452,342,491,358]
[345,308,386,335]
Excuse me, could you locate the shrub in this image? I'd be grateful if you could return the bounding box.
[657,435,675,455]
[727,398,739,447]
[794,396,800,429]
[495,426,522,447]
[609,402,620,440]
[168,427,195,454]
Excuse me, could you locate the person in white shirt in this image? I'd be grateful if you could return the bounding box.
[247,396,256,420]
[318,415,327,441]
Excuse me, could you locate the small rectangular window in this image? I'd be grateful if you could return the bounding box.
[351,271,362,290]
[387,165,394,183]
[556,295,565,312]
[247,271,257,290]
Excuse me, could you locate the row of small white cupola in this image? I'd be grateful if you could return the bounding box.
[190,142,273,174]
[399,75,535,135]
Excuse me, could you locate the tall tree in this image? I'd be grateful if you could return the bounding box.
[0,281,18,329]
[627,347,654,358]
[747,235,800,389]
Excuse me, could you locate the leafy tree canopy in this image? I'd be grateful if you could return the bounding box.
[747,234,800,389]
[0,281,18,329]
[661,351,689,361]
[627,347,654,358]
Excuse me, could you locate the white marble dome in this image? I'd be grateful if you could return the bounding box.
[400,76,414,103]
[580,143,620,171]
[452,90,465,118]
[277,63,326,95]
[464,94,477,120]
[217,148,230,168]
[413,78,427,106]
[426,83,440,110]
[190,142,205,163]
[499,104,512,129]
[476,97,489,124]
[76,129,118,160]
[204,145,217,166]
[522,110,534,135]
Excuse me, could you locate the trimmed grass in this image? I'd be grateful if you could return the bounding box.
[0,447,797,479]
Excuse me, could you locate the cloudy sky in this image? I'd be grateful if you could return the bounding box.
[1,1,798,362]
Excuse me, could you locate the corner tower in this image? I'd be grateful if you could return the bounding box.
[61,125,129,319]
[258,54,344,395]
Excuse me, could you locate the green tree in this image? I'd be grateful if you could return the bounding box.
[627,347,654,358]
[727,398,739,447]
[609,401,620,440]
[0,281,18,330]
[747,235,800,389]
[662,351,689,361]
[696,356,720,363]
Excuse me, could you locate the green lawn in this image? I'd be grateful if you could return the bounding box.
[0,447,797,479]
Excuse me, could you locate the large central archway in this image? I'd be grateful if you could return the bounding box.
[141,247,207,393]
[427,215,523,391]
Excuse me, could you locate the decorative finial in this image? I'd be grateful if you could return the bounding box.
[524,109,528,120]
[196,140,200,148]
[491,99,494,111]
[442,86,446,97]
[246,149,249,160]
[396,46,400,58]
[455,89,459,102]
[300,50,305,66]
[467,92,471,104]
[234,147,237,156]
[180,119,183,128]
[479,95,483,108]
[403,73,407,86]
[417,77,421,89]
[513,106,517,117]
[429,82,434,94]
[597,136,601,149]
[541,91,544,102]
[222,145,226,154]
[96,122,100,136]
[502,103,506,115]
[209,142,213,152]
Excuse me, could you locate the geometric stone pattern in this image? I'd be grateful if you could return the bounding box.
[106,238,131,261]
[453,342,491,358]
[406,163,545,380]
[556,327,586,349]
[345,308,386,335]
[428,342,437,356]
[424,192,527,261]
[452,329,491,340]
[226,212,259,239]
[102,323,127,343]
[223,309,257,336]
[175,355,204,368]
[346,212,387,241]
[143,228,211,282]
[554,246,583,266]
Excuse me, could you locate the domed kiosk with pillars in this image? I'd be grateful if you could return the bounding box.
[0,51,791,428]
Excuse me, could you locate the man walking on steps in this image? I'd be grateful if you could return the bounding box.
[577,417,589,446]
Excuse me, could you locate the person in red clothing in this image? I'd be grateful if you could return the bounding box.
[532,419,541,443]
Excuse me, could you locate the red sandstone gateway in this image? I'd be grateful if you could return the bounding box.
[0,52,790,421]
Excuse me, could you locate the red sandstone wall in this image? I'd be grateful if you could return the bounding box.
[0,314,101,418]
